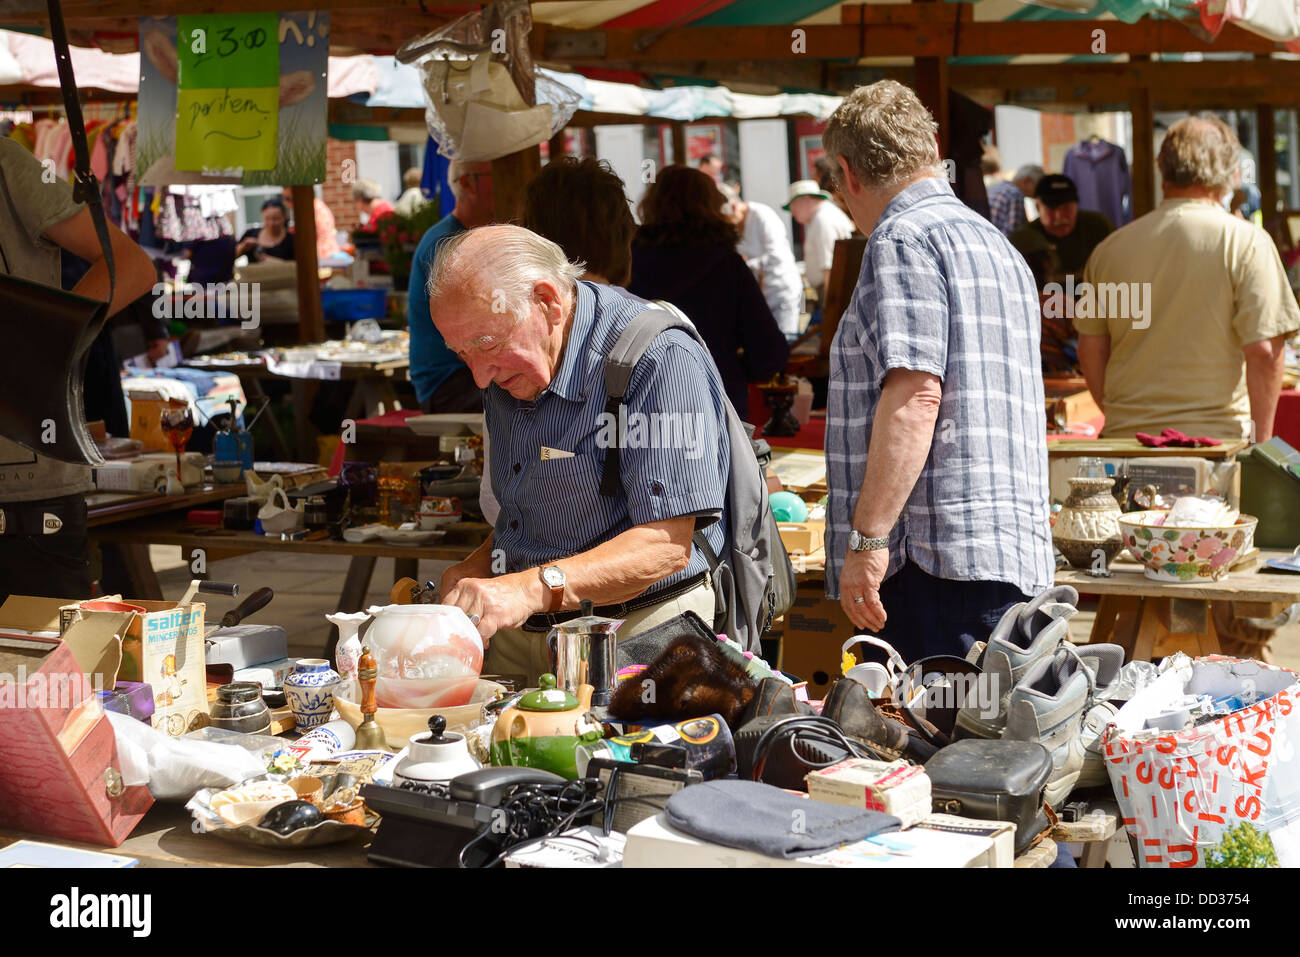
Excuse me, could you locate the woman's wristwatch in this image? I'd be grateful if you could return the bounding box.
[848,530,890,552]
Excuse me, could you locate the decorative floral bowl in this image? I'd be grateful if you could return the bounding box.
[1118,510,1258,583]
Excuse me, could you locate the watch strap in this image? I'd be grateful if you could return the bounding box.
[851,531,891,552]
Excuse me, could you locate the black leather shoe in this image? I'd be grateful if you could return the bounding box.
[738,677,810,727]
[822,677,938,763]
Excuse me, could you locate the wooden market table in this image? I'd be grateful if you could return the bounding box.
[92,513,489,657]
[1056,549,1300,661]
[183,356,412,461]
[0,804,372,868]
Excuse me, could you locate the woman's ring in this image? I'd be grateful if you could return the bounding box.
[470,613,481,625]
[853,597,866,604]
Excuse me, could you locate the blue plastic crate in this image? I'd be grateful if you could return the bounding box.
[321,288,388,321]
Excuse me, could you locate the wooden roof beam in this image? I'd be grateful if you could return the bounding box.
[534,17,1287,62]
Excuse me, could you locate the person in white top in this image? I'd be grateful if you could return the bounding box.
[785,179,856,306]
[720,183,804,338]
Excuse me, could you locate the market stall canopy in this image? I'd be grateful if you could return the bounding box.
[0,28,380,96]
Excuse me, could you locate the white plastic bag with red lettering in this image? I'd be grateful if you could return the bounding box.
[1102,655,1300,868]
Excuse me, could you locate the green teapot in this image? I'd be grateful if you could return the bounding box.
[489,674,603,779]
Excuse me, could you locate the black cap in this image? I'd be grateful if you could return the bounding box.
[1034,174,1079,208]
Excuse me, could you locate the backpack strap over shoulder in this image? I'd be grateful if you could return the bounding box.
[598,304,697,497]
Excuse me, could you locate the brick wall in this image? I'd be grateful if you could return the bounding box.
[323,138,359,234]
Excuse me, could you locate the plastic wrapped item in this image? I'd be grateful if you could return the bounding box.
[1103,656,1300,867]
[395,0,577,161]
[1109,658,1163,701]
[109,712,264,801]
[1164,494,1239,528]
[365,604,484,709]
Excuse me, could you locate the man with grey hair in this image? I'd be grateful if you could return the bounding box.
[822,79,1053,661]
[431,225,730,682]
[407,160,494,413]
[1080,114,1300,442]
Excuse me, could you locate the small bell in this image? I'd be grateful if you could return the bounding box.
[353,644,386,751]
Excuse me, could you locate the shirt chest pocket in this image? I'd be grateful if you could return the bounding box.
[519,454,612,549]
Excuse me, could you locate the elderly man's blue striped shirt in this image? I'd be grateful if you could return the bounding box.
[484,281,729,597]
[825,177,1054,599]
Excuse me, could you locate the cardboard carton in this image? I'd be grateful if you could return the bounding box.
[774,575,852,700]
[4,595,211,738]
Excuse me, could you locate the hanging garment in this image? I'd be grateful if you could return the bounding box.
[1063,139,1132,226]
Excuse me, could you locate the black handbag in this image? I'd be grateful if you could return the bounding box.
[924,739,1053,857]
[0,0,115,466]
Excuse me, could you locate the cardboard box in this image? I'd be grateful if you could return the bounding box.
[94,452,205,492]
[806,758,932,828]
[0,613,153,846]
[778,520,824,557]
[45,596,211,738]
[118,600,209,737]
[775,576,852,700]
[622,813,995,868]
[204,623,287,670]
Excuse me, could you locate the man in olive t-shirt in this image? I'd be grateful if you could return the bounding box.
[1009,174,1113,286]
[1078,117,1300,442]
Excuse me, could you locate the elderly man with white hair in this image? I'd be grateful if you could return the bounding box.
[430,225,730,683]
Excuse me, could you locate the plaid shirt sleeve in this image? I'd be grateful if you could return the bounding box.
[868,237,950,383]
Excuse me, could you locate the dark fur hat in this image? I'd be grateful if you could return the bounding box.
[609,632,758,730]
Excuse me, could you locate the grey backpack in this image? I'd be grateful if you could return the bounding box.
[598,304,796,651]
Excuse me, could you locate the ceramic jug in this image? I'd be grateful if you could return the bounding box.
[1053,476,1124,570]
[392,715,480,788]
[327,610,370,703]
[284,659,343,731]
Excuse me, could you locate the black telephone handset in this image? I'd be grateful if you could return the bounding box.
[448,767,566,806]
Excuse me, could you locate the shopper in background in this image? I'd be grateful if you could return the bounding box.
[719,182,804,339]
[282,186,342,262]
[820,80,1052,659]
[408,159,494,413]
[698,153,724,182]
[0,138,157,601]
[785,178,855,310]
[394,167,431,218]
[235,197,294,262]
[1012,164,1044,223]
[1079,114,1300,443]
[629,164,789,419]
[523,156,636,287]
[983,144,1027,237]
[352,178,395,232]
[1008,174,1112,289]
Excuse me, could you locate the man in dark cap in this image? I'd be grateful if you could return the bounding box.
[1009,173,1113,288]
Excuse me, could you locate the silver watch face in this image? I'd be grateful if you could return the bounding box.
[542,566,565,587]
[849,530,863,551]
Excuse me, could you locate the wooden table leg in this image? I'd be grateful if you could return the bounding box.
[241,375,292,461]
[394,557,418,586]
[99,542,164,601]
[1090,595,1140,646]
[1130,597,1165,662]
[323,555,377,659]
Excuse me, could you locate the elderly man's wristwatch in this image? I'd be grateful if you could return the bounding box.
[539,565,566,612]
[848,530,890,552]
